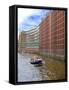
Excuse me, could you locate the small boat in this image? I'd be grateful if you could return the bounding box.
[30,56,43,65]
[30,60,42,64]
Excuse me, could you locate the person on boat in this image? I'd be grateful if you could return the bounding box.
[31,55,43,64]
[36,56,42,61]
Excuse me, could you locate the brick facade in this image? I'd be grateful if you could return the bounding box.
[18,31,26,53]
[39,10,65,58]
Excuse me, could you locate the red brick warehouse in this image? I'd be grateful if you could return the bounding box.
[39,10,65,59]
[18,31,27,53]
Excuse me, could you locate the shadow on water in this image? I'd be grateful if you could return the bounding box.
[29,53,65,80]
[18,52,65,81]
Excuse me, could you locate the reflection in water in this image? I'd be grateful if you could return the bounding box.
[18,53,65,82]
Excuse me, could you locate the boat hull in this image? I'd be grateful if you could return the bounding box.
[30,60,42,64]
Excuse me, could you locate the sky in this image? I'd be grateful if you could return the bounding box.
[18,8,50,32]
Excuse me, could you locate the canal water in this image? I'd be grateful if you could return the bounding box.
[18,53,65,82]
[18,53,49,82]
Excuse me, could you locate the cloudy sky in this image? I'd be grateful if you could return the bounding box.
[18,8,50,32]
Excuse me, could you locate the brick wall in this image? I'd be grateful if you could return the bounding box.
[39,10,65,58]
